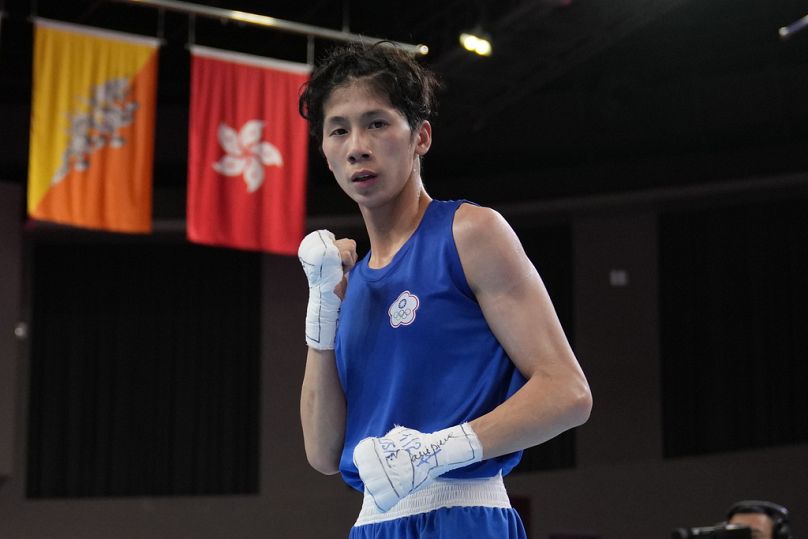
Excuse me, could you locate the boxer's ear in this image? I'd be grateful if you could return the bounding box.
[414,121,432,157]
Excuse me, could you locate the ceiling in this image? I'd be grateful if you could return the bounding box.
[2,0,807,218]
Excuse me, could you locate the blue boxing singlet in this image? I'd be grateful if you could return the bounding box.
[335,199,527,492]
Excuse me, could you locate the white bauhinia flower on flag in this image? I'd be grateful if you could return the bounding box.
[212,120,283,193]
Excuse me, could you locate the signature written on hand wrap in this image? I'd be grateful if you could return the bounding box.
[381,432,452,468]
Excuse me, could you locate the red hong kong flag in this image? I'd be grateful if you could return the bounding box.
[187,46,311,255]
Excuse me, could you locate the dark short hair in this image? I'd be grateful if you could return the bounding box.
[298,42,441,145]
[727,500,791,539]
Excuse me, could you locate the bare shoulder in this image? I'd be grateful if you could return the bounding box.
[453,203,514,247]
[453,203,531,295]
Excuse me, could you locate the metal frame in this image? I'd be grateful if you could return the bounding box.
[114,0,429,55]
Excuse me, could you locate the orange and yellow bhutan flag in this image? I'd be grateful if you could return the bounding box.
[27,19,159,233]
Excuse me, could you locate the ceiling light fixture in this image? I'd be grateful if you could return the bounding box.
[459,31,492,56]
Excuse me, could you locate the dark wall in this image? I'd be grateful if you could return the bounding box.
[574,211,662,466]
[0,183,23,482]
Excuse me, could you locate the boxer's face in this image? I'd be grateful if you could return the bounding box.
[320,80,430,209]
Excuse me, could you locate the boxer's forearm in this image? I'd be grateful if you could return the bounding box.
[298,229,354,475]
[300,347,346,475]
[468,369,592,460]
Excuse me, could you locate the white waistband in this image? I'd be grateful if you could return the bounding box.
[355,474,512,527]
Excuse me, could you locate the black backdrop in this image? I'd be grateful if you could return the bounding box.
[27,240,260,497]
[516,222,577,473]
[659,197,808,458]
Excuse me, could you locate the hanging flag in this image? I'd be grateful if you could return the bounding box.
[27,19,159,233]
[187,46,310,255]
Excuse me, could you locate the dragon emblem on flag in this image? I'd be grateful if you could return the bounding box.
[52,77,138,184]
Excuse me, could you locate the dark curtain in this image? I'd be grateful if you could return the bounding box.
[27,240,260,497]
[514,223,577,472]
[659,197,808,458]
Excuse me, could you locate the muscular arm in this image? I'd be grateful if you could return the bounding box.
[454,204,592,459]
[300,347,345,474]
[299,236,356,475]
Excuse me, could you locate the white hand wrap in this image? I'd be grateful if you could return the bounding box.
[298,230,344,350]
[353,423,483,512]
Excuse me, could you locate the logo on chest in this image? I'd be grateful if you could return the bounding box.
[388,290,420,328]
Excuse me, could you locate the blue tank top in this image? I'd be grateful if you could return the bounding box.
[335,199,527,492]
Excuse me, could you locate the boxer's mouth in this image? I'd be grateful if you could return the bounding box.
[351,170,377,183]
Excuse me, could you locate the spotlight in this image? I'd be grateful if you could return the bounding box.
[459,31,492,56]
[779,13,808,40]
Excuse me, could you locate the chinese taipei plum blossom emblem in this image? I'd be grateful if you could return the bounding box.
[212,120,283,193]
[388,291,420,328]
